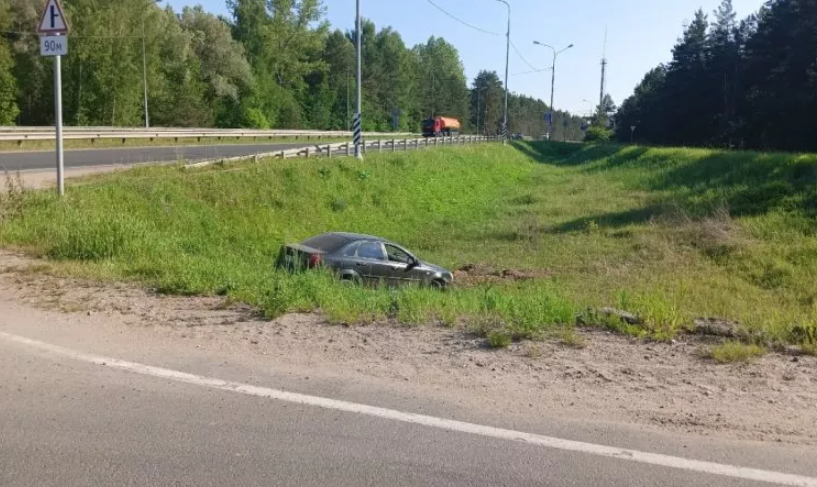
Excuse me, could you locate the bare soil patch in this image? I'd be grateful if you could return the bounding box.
[454,263,555,286]
[1,250,816,445]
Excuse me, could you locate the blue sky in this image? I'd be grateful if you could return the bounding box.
[164,0,765,116]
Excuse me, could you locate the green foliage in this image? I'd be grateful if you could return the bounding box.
[616,0,817,152]
[0,0,19,125]
[0,41,18,125]
[0,0,568,135]
[584,124,613,142]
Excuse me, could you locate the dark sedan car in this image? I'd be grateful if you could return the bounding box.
[275,232,453,289]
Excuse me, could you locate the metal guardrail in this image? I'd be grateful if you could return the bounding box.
[0,126,417,142]
[185,135,497,169]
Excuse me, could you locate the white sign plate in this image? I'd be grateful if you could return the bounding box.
[37,0,69,35]
[40,35,68,56]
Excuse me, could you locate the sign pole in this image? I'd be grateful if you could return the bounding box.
[354,0,363,160]
[54,52,64,196]
[37,0,69,196]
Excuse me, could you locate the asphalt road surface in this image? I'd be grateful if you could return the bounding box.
[2,326,816,487]
[0,143,315,171]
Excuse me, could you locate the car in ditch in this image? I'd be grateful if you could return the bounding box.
[275,232,453,289]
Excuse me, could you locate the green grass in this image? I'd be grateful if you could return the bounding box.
[1,141,816,348]
[707,341,766,364]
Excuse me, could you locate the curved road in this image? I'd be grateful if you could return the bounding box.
[1,302,816,487]
[0,143,315,171]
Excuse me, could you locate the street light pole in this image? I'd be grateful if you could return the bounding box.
[494,0,510,144]
[533,41,573,141]
[142,0,161,129]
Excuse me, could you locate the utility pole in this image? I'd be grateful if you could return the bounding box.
[353,0,363,159]
[494,0,511,144]
[533,41,573,141]
[141,0,161,129]
[599,25,608,114]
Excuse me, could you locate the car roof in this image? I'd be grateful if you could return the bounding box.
[310,232,390,243]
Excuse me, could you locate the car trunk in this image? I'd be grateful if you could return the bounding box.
[275,244,324,270]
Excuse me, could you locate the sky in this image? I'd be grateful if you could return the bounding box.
[163,0,766,116]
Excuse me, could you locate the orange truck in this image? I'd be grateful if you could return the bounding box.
[422,116,461,137]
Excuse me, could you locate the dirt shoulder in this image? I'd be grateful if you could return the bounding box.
[1,250,815,446]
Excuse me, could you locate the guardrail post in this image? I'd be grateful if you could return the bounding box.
[345,143,350,157]
[326,144,332,157]
[305,147,311,157]
[377,140,382,152]
[391,139,396,152]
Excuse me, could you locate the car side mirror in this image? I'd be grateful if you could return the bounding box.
[407,256,419,269]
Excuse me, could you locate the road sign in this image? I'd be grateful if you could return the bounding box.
[37,0,69,35]
[40,35,68,56]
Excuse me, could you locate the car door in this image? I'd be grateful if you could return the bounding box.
[384,244,421,287]
[332,241,364,279]
[355,241,389,285]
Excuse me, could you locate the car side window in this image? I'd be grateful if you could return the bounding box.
[357,242,386,261]
[341,242,361,257]
[385,244,412,264]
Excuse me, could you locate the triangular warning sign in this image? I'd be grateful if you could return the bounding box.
[37,0,69,35]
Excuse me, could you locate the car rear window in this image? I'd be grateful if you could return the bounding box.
[301,234,351,253]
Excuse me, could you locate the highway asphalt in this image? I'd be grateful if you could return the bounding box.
[0,143,315,172]
[2,317,816,487]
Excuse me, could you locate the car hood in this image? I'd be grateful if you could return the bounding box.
[421,261,451,276]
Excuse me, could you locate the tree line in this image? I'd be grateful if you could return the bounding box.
[0,0,584,138]
[615,0,817,152]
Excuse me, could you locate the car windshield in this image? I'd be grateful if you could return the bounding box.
[300,234,351,253]
[385,244,412,264]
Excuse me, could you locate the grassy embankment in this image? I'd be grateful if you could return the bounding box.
[1,142,816,355]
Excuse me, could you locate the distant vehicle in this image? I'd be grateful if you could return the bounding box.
[422,116,461,137]
[512,133,524,140]
[275,232,454,289]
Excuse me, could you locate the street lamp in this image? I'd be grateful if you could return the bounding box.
[533,41,573,141]
[492,0,510,144]
[142,0,161,129]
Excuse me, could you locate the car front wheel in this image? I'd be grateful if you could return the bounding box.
[430,279,447,291]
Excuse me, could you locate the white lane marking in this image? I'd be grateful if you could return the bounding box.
[2,331,815,487]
